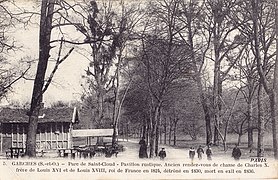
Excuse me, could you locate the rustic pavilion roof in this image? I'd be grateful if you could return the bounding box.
[0,107,79,123]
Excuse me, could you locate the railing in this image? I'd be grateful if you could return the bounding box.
[58,144,120,159]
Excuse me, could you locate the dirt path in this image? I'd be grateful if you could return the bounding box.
[115,139,237,163]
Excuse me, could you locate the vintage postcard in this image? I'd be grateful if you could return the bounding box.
[0,0,277,179]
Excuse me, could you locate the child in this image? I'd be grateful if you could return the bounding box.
[206,146,212,160]
[232,144,241,160]
[197,145,204,160]
[189,147,195,161]
[158,148,166,160]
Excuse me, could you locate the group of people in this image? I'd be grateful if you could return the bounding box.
[138,138,242,161]
[189,144,242,161]
[138,138,167,159]
[139,137,148,158]
[189,145,212,161]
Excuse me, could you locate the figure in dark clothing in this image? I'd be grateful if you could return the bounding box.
[139,138,148,158]
[232,144,242,160]
[206,146,212,160]
[197,145,204,160]
[189,147,195,161]
[158,148,166,160]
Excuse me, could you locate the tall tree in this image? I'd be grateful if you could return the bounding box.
[138,13,192,157]
[26,0,74,156]
[178,0,213,145]
[272,0,278,159]
[26,0,55,157]
[251,0,277,159]
[203,0,247,145]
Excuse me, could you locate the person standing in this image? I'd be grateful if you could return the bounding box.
[206,146,212,160]
[189,147,195,162]
[197,145,204,160]
[139,137,148,158]
[232,144,242,160]
[158,148,167,160]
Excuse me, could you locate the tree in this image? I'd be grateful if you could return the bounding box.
[177,0,213,145]
[235,48,259,148]
[26,0,74,157]
[0,0,31,100]
[78,1,140,133]
[136,1,193,155]
[273,0,278,159]
[203,0,247,146]
[251,0,278,159]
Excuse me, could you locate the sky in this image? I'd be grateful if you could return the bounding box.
[4,4,90,107]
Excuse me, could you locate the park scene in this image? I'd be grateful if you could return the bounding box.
[0,0,277,166]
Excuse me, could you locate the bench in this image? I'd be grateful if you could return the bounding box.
[6,147,24,158]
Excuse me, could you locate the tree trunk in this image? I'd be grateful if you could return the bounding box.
[211,8,223,146]
[149,102,161,158]
[142,118,147,139]
[272,0,278,159]
[213,35,221,146]
[187,8,212,145]
[154,125,159,156]
[96,88,104,128]
[168,121,172,145]
[257,84,265,157]
[126,122,129,142]
[164,118,167,144]
[269,92,278,159]
[26,0,54,157]
[160,127,162,144]
[26,109,40,157]
[173,119,177,146]
[252,0,278,159]
[112,54,131,147]
[112,66,120,147]
[154,108,161,156]
[237,133,242,145]
[247,98,254,148]
[146,117,150,146]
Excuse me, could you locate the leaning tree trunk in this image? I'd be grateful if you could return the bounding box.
[26,0,54,157]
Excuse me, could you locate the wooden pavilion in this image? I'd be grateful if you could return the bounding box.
[0,107,79,154]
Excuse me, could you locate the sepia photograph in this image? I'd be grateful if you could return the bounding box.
[0,0,277,179]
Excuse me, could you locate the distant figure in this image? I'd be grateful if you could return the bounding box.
[197,145,204,160]
[158,148,167,160]
[189,147,195,161]
[206,146,212,160]
[139,138,148,158]
[232,144,241,160]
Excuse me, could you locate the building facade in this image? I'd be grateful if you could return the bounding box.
[0,107,79,154]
